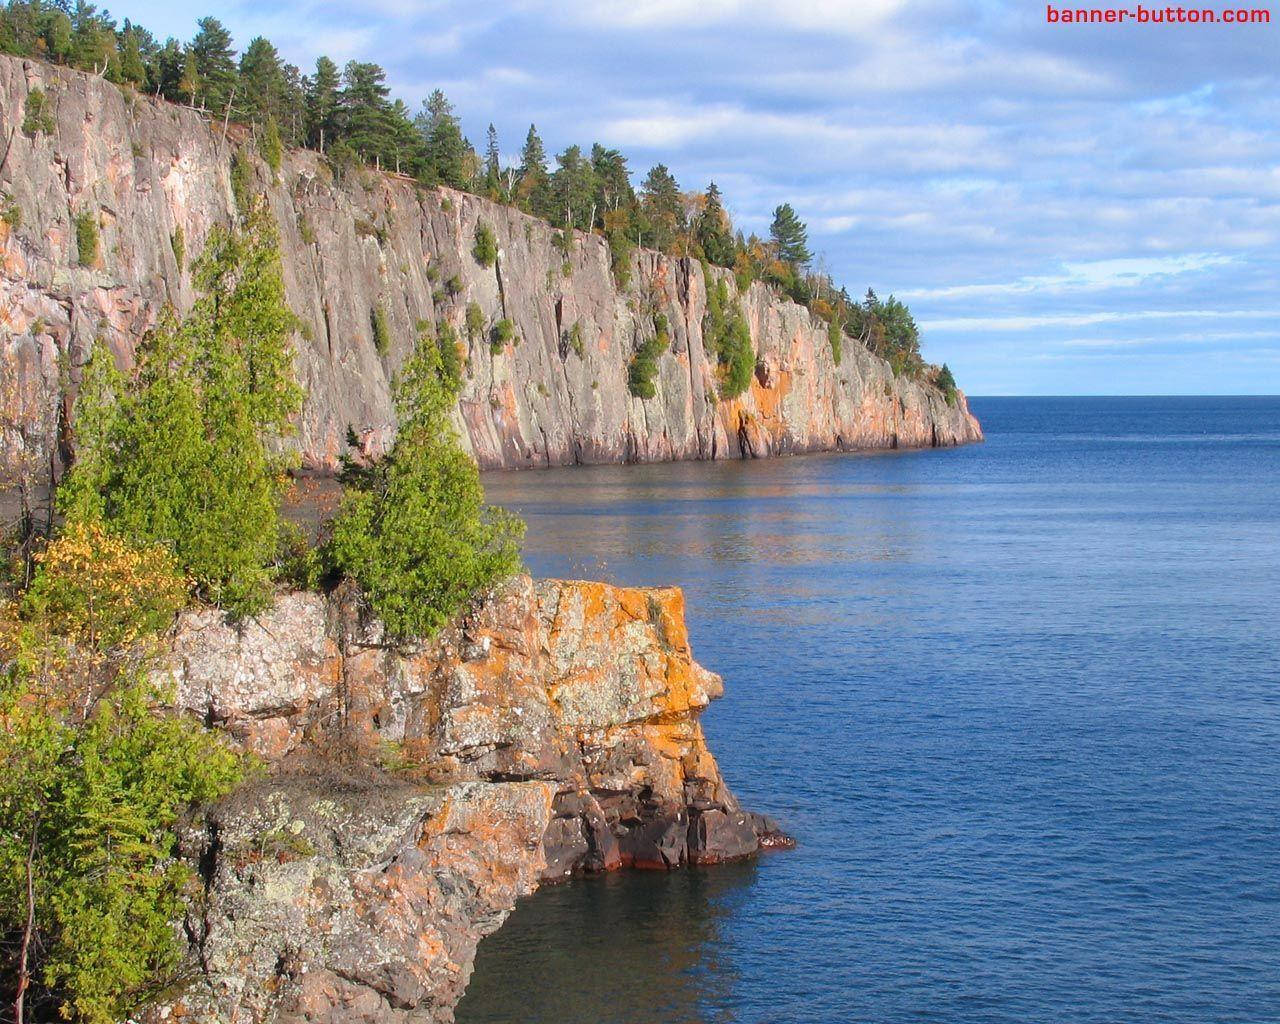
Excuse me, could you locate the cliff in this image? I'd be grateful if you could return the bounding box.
[155,576,787,1024]
[0,56,981,476]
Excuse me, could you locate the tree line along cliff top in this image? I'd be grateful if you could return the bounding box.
[0,1,959,400]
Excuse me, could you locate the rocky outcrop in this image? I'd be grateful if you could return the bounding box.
[0,56,981,477]
[156,577,787,1024]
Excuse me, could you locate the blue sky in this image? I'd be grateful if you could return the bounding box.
[125,0,1279,395]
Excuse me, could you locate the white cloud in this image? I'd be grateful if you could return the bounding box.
[922,309,1280,332]
[901,254,1241,301]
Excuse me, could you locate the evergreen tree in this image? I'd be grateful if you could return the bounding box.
[339,60,395,165]
[327,339,523,641]
[549,144,597,230]
[770,202,812,267]
[190,16,236,112]
[117,24,147,87]
[417,89,468,189]
[697,182,735,267]
[517,123,550,216]
[59,204,302,617]
[304,55,341,151]
[639,163,682,252]
[238,36,285,125]
[483,122,501,196]
[591,144,633,220]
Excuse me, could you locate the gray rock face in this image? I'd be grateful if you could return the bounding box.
[0,56,981,477]
[155,576,789,1024]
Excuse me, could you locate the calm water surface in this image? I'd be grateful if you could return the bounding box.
[456,397,1280,1024]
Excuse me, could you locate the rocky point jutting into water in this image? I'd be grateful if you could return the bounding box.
[154,576,786,1024]
[0,56,980,476]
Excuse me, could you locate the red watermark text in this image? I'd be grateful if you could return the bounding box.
[1046,4,1271,21]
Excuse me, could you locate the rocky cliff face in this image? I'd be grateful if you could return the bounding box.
[0,56,981,476]
[156,576,786,1024]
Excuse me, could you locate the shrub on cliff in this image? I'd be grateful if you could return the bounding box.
[703,274,754,399]
[371,304,391,355]
[58,204,303,618]
[627,313,670,400]
[0,523,242,1024]
[73,210,98,266]
[21,87,55,137]
[936,363,958,405]
[472,221,498,267]
[327,339,523,641]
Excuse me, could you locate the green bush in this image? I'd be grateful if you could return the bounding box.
[472,221,498,267]
[58,205,303,618]
[0,523,242,1024]
[170,225,185,269]
[568,321,585,359]
[465,301,485,339]
[607,227,634,290]
[74,210,99,266]
[230,150,253,215]
[446,274,463,297]
[828,318,843,367]
[703,274,754,399]
[436,321,462,389]
[261,117,283,174]
[490,317,515,354]
[2,191,21,229]
[371,305,391,355]
[627,313,671,400]
[936,363,958,405]
[22,86,55,137]
[327,340,523,641]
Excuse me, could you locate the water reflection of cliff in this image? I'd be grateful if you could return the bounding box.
[457,863,759,1024]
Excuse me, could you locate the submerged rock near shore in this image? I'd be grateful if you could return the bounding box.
[154,576,786,1024]
[0,56,980,478]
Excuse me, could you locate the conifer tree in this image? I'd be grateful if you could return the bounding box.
[640,164,683,252]
[305,55,341,151]
[190,17,236,112]
[697,182,735,267]
[328,339,523,640]
[517,123,550,216]
[770,202,812,268]
[418,89,469,189]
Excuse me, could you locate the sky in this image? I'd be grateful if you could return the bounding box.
[124,0,1280,395]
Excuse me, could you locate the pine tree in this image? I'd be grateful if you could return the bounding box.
[549,144,597,230]
[327,339,523,640]
[190,16,236,113]
[238,36,285,125]
[484,123,501,196]
[697,182,735,267]
[118,25,146,87]
[305,55,341,151]
[517,123,550,216]
[770,203,812,267]
[59,204,302,617]
[418,89,468,190]
[340,61,395,165]
[639,164,682,252]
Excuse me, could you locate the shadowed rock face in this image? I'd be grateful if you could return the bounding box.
[156,577,787,1024]
[0,56,981,478]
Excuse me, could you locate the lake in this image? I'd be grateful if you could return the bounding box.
[457,396,1280,1024]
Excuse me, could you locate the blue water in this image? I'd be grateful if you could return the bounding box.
[458,397,1280,1024]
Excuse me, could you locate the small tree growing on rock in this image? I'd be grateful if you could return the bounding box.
[327,339,523,641]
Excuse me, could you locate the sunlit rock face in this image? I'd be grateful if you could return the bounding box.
[155,576,788,1024]
[0,55,980,478]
